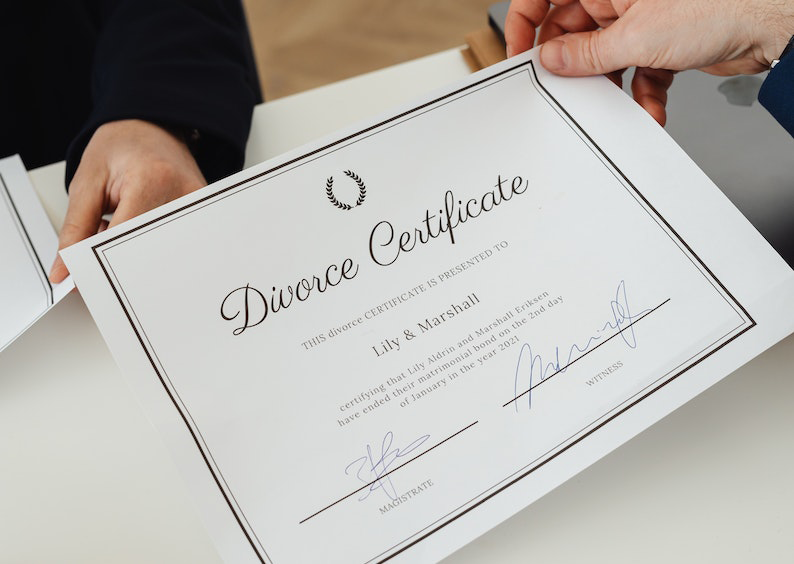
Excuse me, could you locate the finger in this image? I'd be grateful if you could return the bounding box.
[578,0,622,27]
[631,67,675,126]
[49,167,108,283]
[504,0,552,56]
[539,20,636,75]
[105,163,204,231]
[49,254,69,285]
[106,187,156,230]
[537,2,598,45]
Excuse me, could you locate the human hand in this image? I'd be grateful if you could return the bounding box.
[505,0,794,124]
[48,119,206,283]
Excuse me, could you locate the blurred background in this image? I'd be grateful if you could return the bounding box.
[242,0,496,99]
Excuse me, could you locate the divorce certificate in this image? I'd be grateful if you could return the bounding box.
[62,52,794,563]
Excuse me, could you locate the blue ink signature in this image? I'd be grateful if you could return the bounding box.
[512,280,651,411]
[345,431,431,501]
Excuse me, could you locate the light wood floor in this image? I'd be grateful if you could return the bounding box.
[241,0,496,100]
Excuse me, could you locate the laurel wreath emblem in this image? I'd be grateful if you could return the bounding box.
[326,170,366,210]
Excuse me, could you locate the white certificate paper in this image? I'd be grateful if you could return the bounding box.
[63,52,794,563]
[0,155,72,352]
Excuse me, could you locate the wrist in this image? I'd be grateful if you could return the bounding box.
[755,3,794,67]
[771,35,794,67]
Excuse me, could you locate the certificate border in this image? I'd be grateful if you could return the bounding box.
[0,172,53,308]
[90,60,754,564]
[0,171,54,351]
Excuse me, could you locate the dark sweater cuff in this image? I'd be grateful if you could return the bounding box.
[65,64,254,187]
[759,54,794,138]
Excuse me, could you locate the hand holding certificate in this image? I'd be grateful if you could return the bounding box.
[62,51,794,563]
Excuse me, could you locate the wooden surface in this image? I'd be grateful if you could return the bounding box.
[241,0,496,99]
[464,28,508,70]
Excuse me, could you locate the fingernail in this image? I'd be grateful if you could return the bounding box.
[542,40,567,71]
[506,45,514,58]
[49,259,62,284]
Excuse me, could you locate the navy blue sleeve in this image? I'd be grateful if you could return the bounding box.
[759,54,794,138]
[65,0,262,185]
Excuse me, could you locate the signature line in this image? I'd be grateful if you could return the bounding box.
[502,298,670,408]
[299,421,478,524]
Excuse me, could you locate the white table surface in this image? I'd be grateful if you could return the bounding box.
[1,49,792,563]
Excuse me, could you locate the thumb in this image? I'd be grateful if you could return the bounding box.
[48,164,108,284]
[540,25,633,76]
